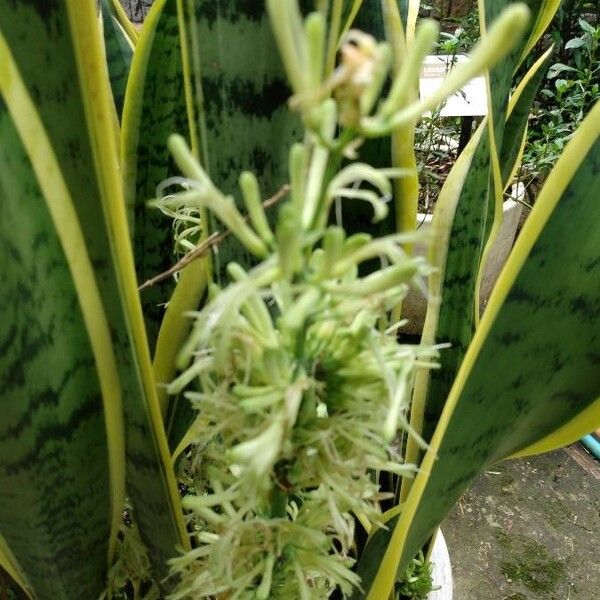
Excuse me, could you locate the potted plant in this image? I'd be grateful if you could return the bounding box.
[0,1,598,599]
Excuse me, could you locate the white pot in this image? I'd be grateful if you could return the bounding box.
[427,530,453,600]
[401,191,523,334]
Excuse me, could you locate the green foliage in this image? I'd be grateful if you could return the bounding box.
[423,2,600,205]
[103,518,160,600]
[0,2,599,600]
[122,0,191,353]
[397,553,436,600]
[437,10,480,54]
[523,15,600,191]
[100,0,134,119]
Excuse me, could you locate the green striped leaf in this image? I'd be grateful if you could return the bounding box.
[481,1,560,182]
[400,36,556,515]
[420,45,554,444]
[477,1,556,260]
[397,121,487,498]
[519,0,561,62]
[100,0,134,119]
[0,0,188,590]
[122,0,193,354]
[120,0,210,451]
[110,0,140,45]
[0,47,118,600]
[416,1,559,445]
[0,533,32,599]
[358,99,600,599]
[499,46,553,184]
[63,0,190,581]
[400,48,555,500]
[181,0,303,280]
[514,395,600,457]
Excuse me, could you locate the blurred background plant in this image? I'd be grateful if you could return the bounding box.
[413,0,599,213]
[397,552,437,600]
[521,3,599,202]
[413,2,483,215]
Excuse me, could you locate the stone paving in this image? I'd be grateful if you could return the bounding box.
[442,447,600,599]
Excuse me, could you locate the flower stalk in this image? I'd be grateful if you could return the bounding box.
[151,2,532,597]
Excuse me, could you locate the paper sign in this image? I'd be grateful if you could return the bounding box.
[419,54,488,117]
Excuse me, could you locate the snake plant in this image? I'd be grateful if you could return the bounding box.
[0,1,598,599]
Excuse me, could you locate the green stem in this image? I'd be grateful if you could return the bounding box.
[325,0,344,76]
[312,129,356,231]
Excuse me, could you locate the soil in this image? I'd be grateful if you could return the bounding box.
[421,0,477,21]
[444,0,477,19]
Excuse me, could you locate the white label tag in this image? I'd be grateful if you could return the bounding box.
[419,54,488,117]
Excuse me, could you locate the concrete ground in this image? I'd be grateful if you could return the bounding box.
[442,446,600,599]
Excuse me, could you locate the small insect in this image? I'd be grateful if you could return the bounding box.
[331,30,383,126]
[336,31,382,92]
[290,30,384,127]
[122,507,132,528]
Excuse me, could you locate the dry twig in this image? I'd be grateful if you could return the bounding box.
[138,184,290,291]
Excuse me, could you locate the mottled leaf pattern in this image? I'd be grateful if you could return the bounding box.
[0,100,110,600]
[358,102,600,599]
[182,0,302,280]
[398,50,554,512]
[121,0,154,23]
[101,0,134,119]
[420,0,558,442]
[122,0,191,353]
[479,0,543,239]
[499,48,552,184]
[0,0,186,588]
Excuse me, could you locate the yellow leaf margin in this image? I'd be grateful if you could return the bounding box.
[0,29,126,562]
[367,98,600,600]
